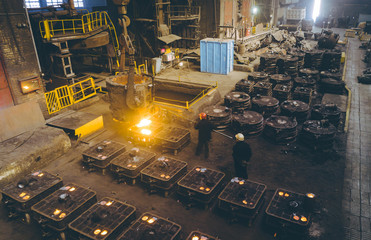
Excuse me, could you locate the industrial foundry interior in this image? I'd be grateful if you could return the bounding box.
[1,0,371,239]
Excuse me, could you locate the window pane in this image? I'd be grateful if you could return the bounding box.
[25,0,40,8]
[74,0,84,8]
[46,0,63,6]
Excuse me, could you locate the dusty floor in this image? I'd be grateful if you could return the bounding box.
[0,30,353,240]
[0,94,346,240]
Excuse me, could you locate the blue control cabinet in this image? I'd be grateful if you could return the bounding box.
[200,38,234,75]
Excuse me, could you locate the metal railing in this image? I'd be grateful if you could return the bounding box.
[44,77,100,114]
[39,11,120,66]
[153,82,218,110]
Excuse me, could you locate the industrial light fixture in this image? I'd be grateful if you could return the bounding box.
[312,0,321,22]
[252,6,258,15]
[19,77,40,94]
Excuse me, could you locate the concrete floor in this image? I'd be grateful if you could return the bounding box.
[1,29,368,240]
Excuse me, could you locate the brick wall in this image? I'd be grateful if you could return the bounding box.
[0,0,46,113]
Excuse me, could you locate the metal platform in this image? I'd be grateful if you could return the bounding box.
[46,110,103,138]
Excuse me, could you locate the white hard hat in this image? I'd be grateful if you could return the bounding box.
[235,133,244,141]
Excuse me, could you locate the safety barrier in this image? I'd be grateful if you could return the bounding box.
[39,11,120,66]
[44,77,99,114]
[153,82,218,110]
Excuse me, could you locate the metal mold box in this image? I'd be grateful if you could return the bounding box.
[117,212,181,240]
[218,178,266,222]
[186,231,218,240]
[110,148,156,179]
[141,156,187,190]
[31,183,97,231]
[69,197,136,240]
[177,167,225,204]
[82,140,126,168]
[265,188,311,234]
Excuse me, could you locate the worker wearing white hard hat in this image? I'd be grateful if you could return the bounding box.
[232,133,252,179]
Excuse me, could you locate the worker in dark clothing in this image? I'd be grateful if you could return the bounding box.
[195,112,214,159]
[232,133,252,179]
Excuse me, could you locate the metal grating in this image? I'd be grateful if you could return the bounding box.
[31,183,97,231]
[117,212,181,240]
[154,126,190,150]
[141,156,187,190]
[82,140,126,168]
[69,197,136,240]
[178,167,225,203]
[111,148,156,179]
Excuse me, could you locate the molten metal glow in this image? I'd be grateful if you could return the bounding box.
[242,200,248,205]
[101,230,108,236]
[293,215,300,221]
[205,188,210,192]
[301,216,308,222]
[284,193,289,197]
[54,209,61,215]
[141,129,152,135]
[19,192,27,197]
[195,168,200,171]
[278,191,284,196]
[106,201,113,206]
[59,213,66,218]
[160,174,165,178]
[147,218,155,224]
[23,86,30,90]
[127,164,132,167]
[142,216,149,221]
[165,175,170,179]
[38,173,44,177]
[136,119,152,128]
[239,181,244,185]
[23,195,30,200]
[306,193,315,198]
[199,187,205,191]
[192,236,200,240]
[94,229,101,235]
[69,187,76,192]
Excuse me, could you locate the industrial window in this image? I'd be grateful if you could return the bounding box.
[46,0,63,6]
[74,0,84,8]
[25,0,40,8]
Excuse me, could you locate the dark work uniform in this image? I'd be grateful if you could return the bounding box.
[195,119,214,158]
[232,141,252,179]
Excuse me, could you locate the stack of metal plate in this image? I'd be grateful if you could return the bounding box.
[301,120,337,150]
[277,55,299,77]
[321,50,342,70]
[280,100,310,123]
[311,104,341,126]
[264,115,298,144]
[235,79,255,94]
[299,68,320,81]
[293,76,316,89]
[292,87,313,104]
[253,81,273,96]
[224,91,251,113]
[204,105,232,129]
[270,74,292,87]
[273,84,292,103]
[231,111,264,138]
[252,95,280,117]
[290,50,305,69]
[304,50,323,68]
[248,72,270,82]
[260,53,278,74]
[319,78,345,94]
[320,70,342,80]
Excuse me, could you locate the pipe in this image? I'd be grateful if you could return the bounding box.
[342,44,351,133]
